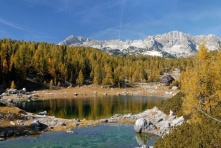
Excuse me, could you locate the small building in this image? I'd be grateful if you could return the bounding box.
[160,75,175,86]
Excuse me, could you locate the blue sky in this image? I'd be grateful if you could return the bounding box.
[1,0,221,43]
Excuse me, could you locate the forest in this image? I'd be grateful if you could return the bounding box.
[1,39,221,147]
[0,38,192,90]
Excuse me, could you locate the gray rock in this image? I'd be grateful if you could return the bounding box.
[157,118,163,122]
[1,93,8,96]
[8,89,18,94]
[38,111,47,115]
[168,115,176,122]
[169,110,173,116]
[6,129,14,137]
[108,118,117,123]
[0,130,6,138]
[172,86,178,90]
[113,114,121,118]
[156,113,165,121]
[61,123,66,126]
[14,130,21,136]
[130,115,138,120]
[30,120,40,128]
[142,123,156,133]
[75,119,80,122]
[0,113,4,118]
[45,119,57,127]
[123,113,132,118]
[158,121,170,134]
[7,99,12,103]
[100,119,108,123]
[24,115,34,120]
[74,123,79,126]
[134,118,156,133]
[171,116,184,127]
[134,118,147,133]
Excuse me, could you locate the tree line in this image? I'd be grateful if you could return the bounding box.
[155,45,221,147]
[0,38,193,90]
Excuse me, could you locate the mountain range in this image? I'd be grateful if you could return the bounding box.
[59,31,221,58]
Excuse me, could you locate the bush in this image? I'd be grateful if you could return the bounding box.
[157,92,184,116]
[154,118,221,148]
[154,98,221,148]
[169,80,179,89]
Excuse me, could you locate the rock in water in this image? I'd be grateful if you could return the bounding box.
[134,118,156,133]
[134,118,147,133]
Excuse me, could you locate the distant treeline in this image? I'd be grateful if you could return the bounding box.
[0,38,193,89]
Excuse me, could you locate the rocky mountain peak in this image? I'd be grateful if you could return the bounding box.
[59,35,92,46]
[59,31,221,58]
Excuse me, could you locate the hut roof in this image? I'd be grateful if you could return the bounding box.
[160,75,175,83]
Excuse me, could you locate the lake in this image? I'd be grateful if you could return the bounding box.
[0,124,158,148]
[15,95,165,119]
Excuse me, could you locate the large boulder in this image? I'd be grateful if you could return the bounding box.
[134,118,147,133]
[133,107,184,136]
[30,120,41,128]
[29,120,48,131]
[134,118,156,133]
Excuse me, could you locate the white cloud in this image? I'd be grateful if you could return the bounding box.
[0,18,32,33]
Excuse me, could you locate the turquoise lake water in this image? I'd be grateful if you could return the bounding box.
[0,124,158,148]
[6,96,162,147]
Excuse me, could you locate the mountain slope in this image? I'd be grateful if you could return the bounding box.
[59,31,221,58]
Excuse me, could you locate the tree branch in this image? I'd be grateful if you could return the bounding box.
[196,107,221,123]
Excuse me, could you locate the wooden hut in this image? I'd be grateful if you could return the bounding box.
[160,75,175,86]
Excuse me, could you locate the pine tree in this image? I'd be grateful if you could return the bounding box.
[181,45,221,122]
[76,70,84,86]
[49,79,54,90]
[2,58,9,74]
[102,65,114,86]
[10,80,16,89]
[93,64,102,85]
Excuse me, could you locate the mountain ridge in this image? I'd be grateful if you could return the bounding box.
[59,31,221,58]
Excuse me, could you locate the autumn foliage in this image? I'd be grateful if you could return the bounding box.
[0,38,192,90]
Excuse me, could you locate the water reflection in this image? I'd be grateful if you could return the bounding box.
[135,133,158,146]
[16,96,165,119]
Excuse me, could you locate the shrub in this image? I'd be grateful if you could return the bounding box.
[154,97,221,148]
[157,92,184,116]
[169,80,179,89]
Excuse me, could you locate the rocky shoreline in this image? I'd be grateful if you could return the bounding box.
[0,85,182,147]
[0,106,184,143]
